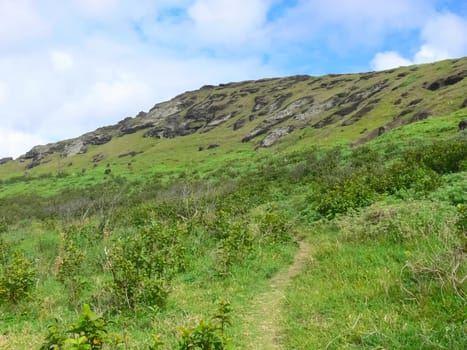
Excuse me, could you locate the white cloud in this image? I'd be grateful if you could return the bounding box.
[50,50,74,71]
[188,0,270,44]
[371,11,467,70]
[0,81,8,105]
[269,0,433,49]
[73,0,118,16]
[0,0,48,46]
[414,13,467,63]
[0,128,45,159]
[371,51,413,70]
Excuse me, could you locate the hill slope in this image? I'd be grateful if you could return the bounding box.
[0,58,466,349]
[1,57,466,188]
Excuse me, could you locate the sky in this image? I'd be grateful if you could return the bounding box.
[0,0,466,158]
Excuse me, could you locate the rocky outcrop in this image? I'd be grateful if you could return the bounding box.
[243,97,313,142]
[15,57,467,165]
[0,157,13,165]
[425,71,466,91]
[260,126,294,147]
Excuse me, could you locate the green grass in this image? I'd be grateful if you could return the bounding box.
[284,200,466,349]
[0,58,466,349]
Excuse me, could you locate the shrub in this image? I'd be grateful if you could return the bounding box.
[0,251,36,304]
[313,175,376,218]
[56,233,85,306]
[104,221,185,310]
[179,300,231,350]
[40,304,110,350]
[417,138,467,174]
[257,209,294,243]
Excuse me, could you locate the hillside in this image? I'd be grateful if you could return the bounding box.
[0,58,466,349]
[0,57,466,190]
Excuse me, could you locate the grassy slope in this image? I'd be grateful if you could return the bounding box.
[0,59,466,349]
[0,57,466,195]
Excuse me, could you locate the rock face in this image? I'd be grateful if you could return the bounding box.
[260,126,294,147]
[0,157,13,165]
[16,57,467,167]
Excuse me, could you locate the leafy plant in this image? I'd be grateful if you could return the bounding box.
[56,233,85,306]
[179,300,231,350]
[104,221,185,310]
[40,304,110,350]
[0,250,36,304]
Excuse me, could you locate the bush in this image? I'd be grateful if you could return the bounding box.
[0,251,36,304]
[104,221,185,310]
[257,209,294,243]
[313,175,376,218]
[40,304,110,350]
[416,138,467,174]
[179,300,231,350]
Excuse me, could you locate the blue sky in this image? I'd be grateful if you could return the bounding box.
[0,0,466,158]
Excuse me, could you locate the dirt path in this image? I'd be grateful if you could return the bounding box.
[244,240,311,349]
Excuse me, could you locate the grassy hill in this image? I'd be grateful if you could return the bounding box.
[0,58,466,349]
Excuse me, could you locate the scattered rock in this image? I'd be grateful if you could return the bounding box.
[0,157,13,165]
[240,87,260,94]
[119,121,154,135]
[198,146,205,151]
[397,109,414,118]
[462,99,467,108]
[343,80,388,104]
[144,127,177,139]
[118,151,142,158]
[84,134,112,146]
[341,105,374,126]
[26,158,42,169]
[207,112,235,127]
[233,118,246,131]
[426,71,466,91]
[207,144,219,150]
[294,98,336,122]
[208,93,227,102]
[242,127,269,142]
[92,153,105,163]
[104,168,111,175]
[260,126,294,147]
[62,140,86,158]
[407,98,423,106]
[394,98,402,105]
[334,102,360,117]
[359,73,377,80]
[409,111,431,123]
[458,120,467,131]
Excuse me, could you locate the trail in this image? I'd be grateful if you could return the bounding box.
[244,240,311,349]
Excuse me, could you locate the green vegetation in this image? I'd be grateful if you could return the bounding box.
[0,59,466,349]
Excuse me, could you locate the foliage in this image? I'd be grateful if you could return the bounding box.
[210,212,255,275]
[179,300,231,350]
[56,232,85,306]
[40,304,110,350]
[104,221,185,310]
[257,209,294,243]
[0,250,36,304]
